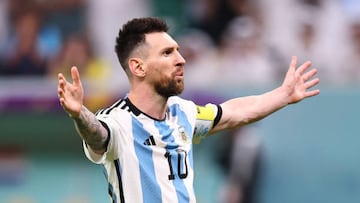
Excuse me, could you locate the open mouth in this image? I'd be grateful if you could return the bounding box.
[175,71,184,77]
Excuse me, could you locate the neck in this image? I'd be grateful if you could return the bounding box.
[127,86,168,120]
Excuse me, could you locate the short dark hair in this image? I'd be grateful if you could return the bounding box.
[115,17,169,71]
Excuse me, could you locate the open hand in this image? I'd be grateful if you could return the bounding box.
[282,56,320,104]
[57,66,84,118]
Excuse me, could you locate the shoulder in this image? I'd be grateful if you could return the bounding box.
[168,96,195,106]
[95,99,128,117]
[167,96,197,117]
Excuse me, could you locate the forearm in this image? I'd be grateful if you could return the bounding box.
[72,106,109,153]
[214,87,290,132]
[238,86,290,123]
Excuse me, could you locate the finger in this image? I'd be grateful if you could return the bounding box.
[58,73,64,85]
[303,68,318,81]
[58,72,69,82]
[71,66,81,87]
[58,86,64,96]
[59,97,66,106]
[58,73,63,81]
[58,78,66,91]
[305,77,320,89]
[59,98,69,111]
[297,61,312,76]
[290,55,297,68]
[58,88,66,106]
[305,89,320,98]
[288,56,297,74]
[58,73,69,90]
[58,88,67,105]
[284,56,297,80]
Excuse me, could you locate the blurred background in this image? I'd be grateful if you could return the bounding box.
[0,0,359,202]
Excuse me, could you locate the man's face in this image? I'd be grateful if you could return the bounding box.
[143,32,186,98]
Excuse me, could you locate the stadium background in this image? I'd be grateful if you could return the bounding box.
[1,0,360,203]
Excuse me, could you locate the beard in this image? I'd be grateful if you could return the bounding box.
[154,72,184,98]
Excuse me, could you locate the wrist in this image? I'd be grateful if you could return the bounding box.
[276,86,293,105]
[68,107,83,120]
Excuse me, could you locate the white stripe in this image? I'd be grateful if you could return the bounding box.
[115,112,144,202]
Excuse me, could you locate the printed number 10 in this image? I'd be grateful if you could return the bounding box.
[164,150,188,180]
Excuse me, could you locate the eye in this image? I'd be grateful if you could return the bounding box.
[163,48,173,56]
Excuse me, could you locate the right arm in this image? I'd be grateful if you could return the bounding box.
[73,106,109,154]
[57,66,108,154]
[210,56,320,134]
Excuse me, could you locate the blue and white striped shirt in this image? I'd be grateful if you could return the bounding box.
[83,96,221,203]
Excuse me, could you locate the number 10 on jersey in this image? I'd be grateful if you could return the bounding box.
[164,149,188,180]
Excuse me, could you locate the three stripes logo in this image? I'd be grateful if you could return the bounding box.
[144,135,156,146]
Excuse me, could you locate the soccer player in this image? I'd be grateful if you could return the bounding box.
[57,17,320,203]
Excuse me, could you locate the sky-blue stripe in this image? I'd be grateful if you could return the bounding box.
[132,117,162,203]
[169,104,194,170]
[155,103,194,202]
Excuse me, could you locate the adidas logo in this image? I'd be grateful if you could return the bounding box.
[144,135,156,146]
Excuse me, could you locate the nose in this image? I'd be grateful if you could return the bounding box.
[176,51,186,67]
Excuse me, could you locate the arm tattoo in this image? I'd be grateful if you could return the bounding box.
[73,106,108,151]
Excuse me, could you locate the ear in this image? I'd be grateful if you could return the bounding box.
[129,58,145,78]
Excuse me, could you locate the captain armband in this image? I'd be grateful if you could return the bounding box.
[193,104,221,144]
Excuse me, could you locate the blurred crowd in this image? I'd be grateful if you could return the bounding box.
[181,0,360,87]
[0,0,149,110]
[0,0,359,91]
[0,0,359,112]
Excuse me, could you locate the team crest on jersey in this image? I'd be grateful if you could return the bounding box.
[178,126,190,144]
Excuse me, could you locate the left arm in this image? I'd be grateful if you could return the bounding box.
[210,56,320,134]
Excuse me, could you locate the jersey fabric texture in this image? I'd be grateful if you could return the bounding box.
[83,96,222,203]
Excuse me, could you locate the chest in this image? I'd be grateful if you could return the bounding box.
[132,117,193,151]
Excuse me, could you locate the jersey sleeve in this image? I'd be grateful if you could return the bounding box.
[193,103,222,144]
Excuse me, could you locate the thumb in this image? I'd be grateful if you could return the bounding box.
[71,66,82,87]
[287,56,297,76]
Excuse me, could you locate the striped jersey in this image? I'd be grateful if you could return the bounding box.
[83,96,222,203]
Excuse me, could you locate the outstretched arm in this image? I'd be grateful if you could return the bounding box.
[57,66,108,154]
[210,56,320,134]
